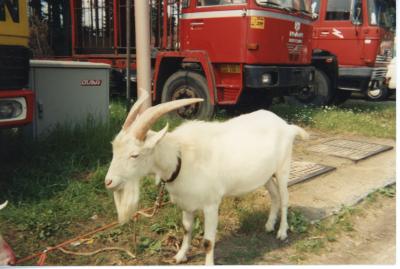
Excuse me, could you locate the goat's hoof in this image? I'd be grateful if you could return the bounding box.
[265,222,275,232]
[173,254,188,264]
[276,230,288,241]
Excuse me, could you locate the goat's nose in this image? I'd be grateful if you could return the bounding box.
[105,179,113,187]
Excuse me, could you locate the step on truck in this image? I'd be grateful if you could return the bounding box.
[290,0,395,105]
[0,0,34,128]
[51,0,315,119]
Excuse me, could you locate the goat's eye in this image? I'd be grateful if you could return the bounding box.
[130,154,139,159]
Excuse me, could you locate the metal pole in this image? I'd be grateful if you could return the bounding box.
[135,0,152,111]
[126,0,132,111]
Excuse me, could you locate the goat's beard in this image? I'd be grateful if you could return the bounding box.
[113,180,139,224]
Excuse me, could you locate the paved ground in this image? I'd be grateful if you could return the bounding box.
[289,131,396,222]
[254,131,396,265]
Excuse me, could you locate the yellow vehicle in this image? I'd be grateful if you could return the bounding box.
[0,0,33,128]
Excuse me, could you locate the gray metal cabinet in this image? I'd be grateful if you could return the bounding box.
[27,60,110,138]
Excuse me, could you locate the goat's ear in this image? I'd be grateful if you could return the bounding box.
[143,123,169,149]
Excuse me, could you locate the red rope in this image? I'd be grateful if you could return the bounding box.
[15,200,170,265]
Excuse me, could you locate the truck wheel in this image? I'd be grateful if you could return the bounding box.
[286,69,333,106]
[365,81,388,101]
[161,71,215,120]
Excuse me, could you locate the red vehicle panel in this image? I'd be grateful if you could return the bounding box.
[181,1,313,65]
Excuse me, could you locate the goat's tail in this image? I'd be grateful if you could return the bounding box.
[291,125,309,140]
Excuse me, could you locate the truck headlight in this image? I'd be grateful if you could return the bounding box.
[0,100,24,120]
[262,73,272,85]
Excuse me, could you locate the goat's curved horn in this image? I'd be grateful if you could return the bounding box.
[0,200,8,210]
[132,98,204,140]
[122,88,149,130]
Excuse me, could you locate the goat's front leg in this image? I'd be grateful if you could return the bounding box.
[203,204,219,265]
[173,211,194,263]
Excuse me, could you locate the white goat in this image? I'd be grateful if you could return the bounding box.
[105,90,308,265]
[0,201,16,266]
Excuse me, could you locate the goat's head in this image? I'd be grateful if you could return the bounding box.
[0,201,16,266]
[105,89,203,224]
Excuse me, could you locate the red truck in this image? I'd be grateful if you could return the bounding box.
[0,0,34,128]
[290,0,395,105]
[54,0,316,119]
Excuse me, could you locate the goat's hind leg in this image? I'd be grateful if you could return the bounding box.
[276,164,290,241]
[265,177,280,232]
[173,211,194,263]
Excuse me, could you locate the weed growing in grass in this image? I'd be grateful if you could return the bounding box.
[295,237,325,253]
[288,209,309,234]
[377,185,396,198]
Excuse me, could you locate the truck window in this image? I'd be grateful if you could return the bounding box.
[182,0,190,8]
[325,0,351,20]
[367,0,396,30]
[256,0,311,12]
[197,0,246,6]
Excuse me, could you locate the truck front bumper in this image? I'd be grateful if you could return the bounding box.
[339,66,388,81]
[244,65,315,91]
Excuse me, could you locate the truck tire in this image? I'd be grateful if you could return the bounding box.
[286,69,333,106]
[161,71,215,120]
[365,81,388,101]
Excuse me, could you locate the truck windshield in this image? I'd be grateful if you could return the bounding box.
[367,0,396,30]
[256,0,312,14]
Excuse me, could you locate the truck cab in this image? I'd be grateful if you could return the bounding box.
[0,0,34,128]
[309,0,395,102]
[156,0,315,118]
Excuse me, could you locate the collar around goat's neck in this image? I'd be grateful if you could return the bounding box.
[163,154,182,183]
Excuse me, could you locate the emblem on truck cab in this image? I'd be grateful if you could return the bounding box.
[294,21,301,32]
[288,21,304,58]
[332,28,344,39]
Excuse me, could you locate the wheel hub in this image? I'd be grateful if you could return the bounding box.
[171,87,200,118]
[368,80,383,98]
[296,86,316,102]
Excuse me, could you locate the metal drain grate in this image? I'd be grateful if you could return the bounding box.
[308,139,393,161]
[288,161,335,186]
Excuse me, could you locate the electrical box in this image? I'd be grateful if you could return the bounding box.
[26,60,110,139]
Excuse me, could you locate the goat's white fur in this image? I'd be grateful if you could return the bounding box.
[106,99,308,265]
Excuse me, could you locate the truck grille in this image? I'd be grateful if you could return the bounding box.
[371,54,391,80]
[375,54,392,65]
[0,45,30,90]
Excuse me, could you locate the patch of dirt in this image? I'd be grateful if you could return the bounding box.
[255,194,396,265]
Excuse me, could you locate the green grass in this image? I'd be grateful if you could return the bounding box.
[0,98,396,265]
[0,99,185,263]
[269,100,395,138]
